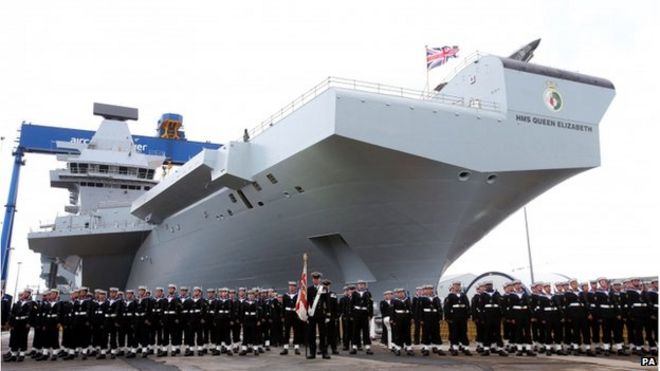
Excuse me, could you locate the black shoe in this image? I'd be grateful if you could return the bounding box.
[211,349,220,356]
[226,349,233,356]
[294,349,301,355]
[437,349,446,356]
[481,349,490,356]
[395,349,402,356]
[450,349,459,356]
[259,348,264,354]
[322,354,331,359]
[306,355,316,359]
[110,354,116,359]
[280,349,288,355]
[254,350,259,356]
[265,346,270,351]
[117,350,125,357]
[526,350,537,356]
[8,355,17,362]
[422,349,430,356]
[557,349,568,356]
[586,349,596,357]
[197,351,204,356]
[342,346,349,351]
[546,350,552,356]
[97,354,106,359]
[142,352,148,358]
[51,355,58,361]
[184,350,194,357]
[126,352,136,358]
[17,355,25,362]
[366,349,373,355]
[239,350,246,356]
[81,354,88,360]
[516,351,524,356]
[332,350,340,355]
[617,349,629,356]
[463,349,473,356]
[498,349,509,357]
[406,349,415,356]
[349,349,357,355]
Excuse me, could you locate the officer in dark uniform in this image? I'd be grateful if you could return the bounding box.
[511,280,535,356]
[160,284,182,356]
[307,272,331,359]
[349,279,373,355]
[380,290,393,350]
[106,287,124,359]
[280,281,303,355]
[6,288,38,362]
[564,279,594,356]
[609,281,628,355]
[418,284,445,356]
[479,280,508,356]
[183,286,208,356]
[213,287,234,355]
[239,289,262,356]
[60,289,76,359]
[647,279,658,356]
[231,288,245,353]
[269,289,283,348]
[135,286,154,358]
[444,281,472,356]
[204,288,216,354]
[471,283,484,352]
[626,277,649,355]
[323,279,340,355]
[339,284,354,351]
[391,288,413,356]
[73,286,94,359]
[123,289,139,358]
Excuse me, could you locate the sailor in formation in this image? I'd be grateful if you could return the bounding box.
[3,276,657,362]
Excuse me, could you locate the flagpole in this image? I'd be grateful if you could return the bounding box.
[425,45,430,92]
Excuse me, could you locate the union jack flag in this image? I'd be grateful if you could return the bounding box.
[295,254,308,322]
[426,45,460,71]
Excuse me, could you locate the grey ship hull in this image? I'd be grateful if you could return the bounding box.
[125,135,579,295]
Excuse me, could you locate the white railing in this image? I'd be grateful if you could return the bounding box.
[245,74,498,140]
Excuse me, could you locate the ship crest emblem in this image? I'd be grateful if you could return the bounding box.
[543,82,563,112]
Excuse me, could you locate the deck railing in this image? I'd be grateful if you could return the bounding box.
[246,74,499,140]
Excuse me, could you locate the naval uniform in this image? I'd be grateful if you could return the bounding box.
[60,298,75,357]
[510,291,533,352]
[325,290,339,354]
[418,295,443,351]
[136,296,154,355]
[282,292,304,350]
[610,290,626,351]
[269,297,283,347]
[539,292,563,352]
[307,285,330,357]
[91,299,109,355]
[162,295,183,354]
[646,288,658,353]
[563,290,591,352]
[214,297,234,351]
[106,297,124,356]
[444,291,470,351]
[391,296,413,352]
[594,288,618,353]
[8,298,38,358]
[121,298,139,355]
[232,297,245,350]
[339,293,353,350]
[379,298,393,347]
[349,289,372,350]
[479,289,504,353]
[240,299,262,352]
[471,293,484,349]
[183,297,208,354]
[73,296,94,355]
[625,288,648,352]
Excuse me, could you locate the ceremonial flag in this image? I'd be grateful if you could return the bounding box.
[295,253,308,321]
[426,45,460,71]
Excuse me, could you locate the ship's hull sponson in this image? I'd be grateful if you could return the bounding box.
[124,56,614,295]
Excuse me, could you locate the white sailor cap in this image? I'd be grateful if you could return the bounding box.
[652,278,658,284]
[238,287,246,291]
[98,290,107,295]
[118,291,125,295]
[451,280,462,286]
[569,278,578,283]
[483,280,493,285]
[395,288,405,292]
[542,282,551,287]
[51,289,60,294]
[219,287,228,292]
[596,277,608,282]
[423,284,434,289]
[267,288,275,291]
[180,286,189,291]
[168,283,177,289]
[581,282,590,286]
[247,289,256,295]
[126,289,135,294]
[94,289,102,293]
[109,287,119,292]
[24,287,33,293]
[415,286,423,290]
[589,279,598,284]
[384,290,393,295]
[288,281,297,286]
[80,286,89,291]
[612,280,622,286]
[356,279,366,284]
[206,288,215,292]
[622,278,631,283]
[193,286,202,292]
[512,280,521,285]
[138,285,147,291]
[153,287,162,291]
[229,289,236,293]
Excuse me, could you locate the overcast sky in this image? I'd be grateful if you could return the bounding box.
[1,0,658,295]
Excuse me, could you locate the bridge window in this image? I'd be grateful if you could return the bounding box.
[79,163,88,174]
[138,168,147,179]
[99,164,109,174]
[119,166,128,175]
[147,169,155,179]
[70,163,79,173]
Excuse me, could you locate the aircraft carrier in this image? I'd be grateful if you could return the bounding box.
[28,41,615,295]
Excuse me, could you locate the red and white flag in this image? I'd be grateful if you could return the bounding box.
[295,253,308,322]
